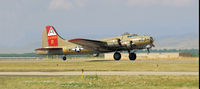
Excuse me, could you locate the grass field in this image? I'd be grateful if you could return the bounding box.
[0,75,198,89]
[0,59,198,89]
[0,61,198,72]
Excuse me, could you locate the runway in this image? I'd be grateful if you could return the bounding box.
[0,58,198,63]
[0,71,198,76]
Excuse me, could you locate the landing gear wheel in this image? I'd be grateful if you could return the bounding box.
[63,56,67,61]
[113,52,121,61]
[129,52,136,61]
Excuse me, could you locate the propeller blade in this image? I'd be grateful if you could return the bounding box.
[147,48,150,54]
[152,44,155,47]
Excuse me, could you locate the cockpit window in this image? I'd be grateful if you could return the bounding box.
[127,35,134,38]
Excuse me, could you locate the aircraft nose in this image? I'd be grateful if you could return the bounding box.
[150,37,154,43]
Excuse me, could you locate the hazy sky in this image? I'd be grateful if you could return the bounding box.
[0,0,199,53]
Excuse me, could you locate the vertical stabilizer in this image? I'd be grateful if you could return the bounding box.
[42,25,66,48]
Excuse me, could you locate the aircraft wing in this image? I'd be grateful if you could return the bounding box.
[35,48,63,55]
[68,38,108,52]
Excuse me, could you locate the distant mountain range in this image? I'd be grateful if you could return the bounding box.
[0,40,41,53]
[0,33,199,53]
[154,33,199,49]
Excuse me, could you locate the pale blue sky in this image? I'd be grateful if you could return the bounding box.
[0,0,199,53]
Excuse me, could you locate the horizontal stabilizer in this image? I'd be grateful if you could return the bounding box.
[35,48,62,51]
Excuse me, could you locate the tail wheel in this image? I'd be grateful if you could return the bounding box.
[63,56,67,61]
[129,52,136,61]
[113,52,121,61]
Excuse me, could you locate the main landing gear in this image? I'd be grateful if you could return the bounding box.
[113,52,121,61]
[113,51,136,61]
[129,52,136,61]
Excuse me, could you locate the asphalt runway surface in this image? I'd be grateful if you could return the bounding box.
[0,71,198,76]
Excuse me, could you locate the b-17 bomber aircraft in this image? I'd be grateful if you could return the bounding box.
[35,25,155,61]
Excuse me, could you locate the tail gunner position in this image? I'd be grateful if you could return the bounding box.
[35,25,155,61]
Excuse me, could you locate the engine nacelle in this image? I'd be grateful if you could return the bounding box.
[146,44,152,49]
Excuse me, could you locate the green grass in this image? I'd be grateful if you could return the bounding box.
[0,75,198,89]
[0,61,198,72]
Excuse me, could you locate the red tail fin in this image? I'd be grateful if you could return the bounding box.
[46,25,58,46]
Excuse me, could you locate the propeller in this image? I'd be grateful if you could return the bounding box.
[147,48,150,54]
[130,41,133,48]
[117,39,122,46]
[152,44,155,47]
[151,37,155,47]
